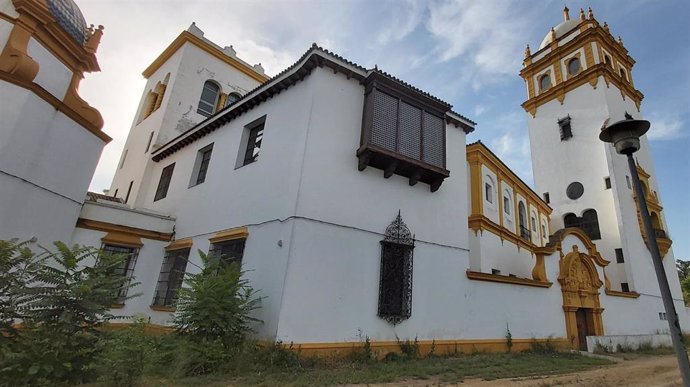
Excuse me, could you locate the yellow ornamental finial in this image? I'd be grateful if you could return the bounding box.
[618,35,624,45]
[551,27,556,40]
[563,6,570,21]
[525,44,531,58]
[588,7,594,19]
[603,22,609,32]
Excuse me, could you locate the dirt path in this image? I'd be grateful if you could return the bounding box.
[357,355,684,387]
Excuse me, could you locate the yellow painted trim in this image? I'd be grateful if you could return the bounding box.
[76,218,173,242]
[466,270,552,288]
[209,226,249,243]
[142,31,269,83]
[110,303,125,309]
[270,337,570,359]
[0,11,16,23]
[150,305,176,312]
[101,231,143,248]
[469,215,536,253]
[605,289,640,299]
[0,70,111,142]
[165,238,193,251]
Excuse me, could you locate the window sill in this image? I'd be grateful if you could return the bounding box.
[605,289,640,299]
[466,270,552,288]
[150,305,177,312]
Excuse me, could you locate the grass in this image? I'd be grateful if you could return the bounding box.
[130,351,611,387]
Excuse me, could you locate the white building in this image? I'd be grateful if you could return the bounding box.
[1,2,686,354]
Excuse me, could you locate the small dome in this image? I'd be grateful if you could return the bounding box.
[538,19,579,50]
[47,0,88,45]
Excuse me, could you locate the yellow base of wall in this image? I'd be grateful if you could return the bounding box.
[103,323,569,358]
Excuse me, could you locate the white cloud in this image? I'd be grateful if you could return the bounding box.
[646,114,684,141]
[474,104,486,116]
[490,131,533,185]
[376,0,424,45]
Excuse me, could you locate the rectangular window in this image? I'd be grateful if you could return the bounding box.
[192,144,214,186]
[504,197,510,214]
[154,163,175,201]
[101,244,139,302]
[491,268,501,275]
[209,238,246,267]
[152,248,190,307]
[621,282,630,292]
[124,181,133,203]
[485,183,493,203]
[531,216,537,231]
[615,248,624,263]
[145,131,154,153]
[604,177,611,189]
[243,122,264,166]
[558,115,572,140]
[543,192,550,204]
[378,240,413,323]
[626,176,631,189]
[541,225,546,239]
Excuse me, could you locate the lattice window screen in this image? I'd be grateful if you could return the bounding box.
[422,112,444,168]
[398,101,422,160]
[371,90,398,151]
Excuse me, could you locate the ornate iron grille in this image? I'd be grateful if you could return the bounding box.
[422,111,444,168]
[378,212,414,325]
[209,239,246,266]
[371,90,398,151]
[398,101,422,159]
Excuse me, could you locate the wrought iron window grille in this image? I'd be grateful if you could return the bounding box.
[152,248,190,307]
[101,244,139,303]
[377,212,414,325]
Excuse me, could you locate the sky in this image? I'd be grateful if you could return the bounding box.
[76,0,689,259]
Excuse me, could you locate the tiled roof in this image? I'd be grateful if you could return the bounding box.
[86,191,124,203]
[48,0,88,45]
[152,44,476,161]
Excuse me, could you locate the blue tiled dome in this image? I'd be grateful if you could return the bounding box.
[47,0,88,45]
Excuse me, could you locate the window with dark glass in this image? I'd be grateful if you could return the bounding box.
[358,73,450,192]
[539,74,551,91]
[154,163,175,201]
[485,183,493,203]
[124,181,133,204]
[503,194,511,215]
[543,192,550,204]
[558,115,572,140]
[225,92,241,107]
[605,177,611,189]
[518,202,529,241]
[243,122,264,166]
[378,212,414,325]
[621,283,630,292]
[101,244,139,302]
[193,144,213,185]
[209,238,246,267]
[152,248,190,307]
[567,57,581,75]
[615,248,624,263]
[563,210,601,240]
[197,80,220,117]
[604,55,612,67]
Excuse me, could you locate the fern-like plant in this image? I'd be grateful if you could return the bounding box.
[172,251,262,349]
[0,239,42,338]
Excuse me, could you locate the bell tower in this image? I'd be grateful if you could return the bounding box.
[521,7,679,301]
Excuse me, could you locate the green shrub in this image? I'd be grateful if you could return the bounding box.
[95,318,153,387]
[393,335,420,361]
[0,240,136,385]
[172,251,262,349]
[349,336,375,363]
[528,336,558,354]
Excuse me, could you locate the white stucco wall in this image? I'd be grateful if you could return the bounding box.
[0,83,105,245]
[27,37,72,99]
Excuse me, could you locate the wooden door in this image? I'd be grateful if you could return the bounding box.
[576,309,588,351]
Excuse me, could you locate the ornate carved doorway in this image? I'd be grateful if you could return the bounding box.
[559,245,605,350]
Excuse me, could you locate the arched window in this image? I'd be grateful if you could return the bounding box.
[581,209,601,240]
[197,81,220,117]
[567,57,581,76]
[378,212,414,325]
[564,213,578,228]
[484,176,494,204]
[650,212,665,238]
[539,74,551,91]
[604,55,612,68]
[518,202,529,240]
[225,92,242,107]
[619,68,627,81]
[503,190,511,216]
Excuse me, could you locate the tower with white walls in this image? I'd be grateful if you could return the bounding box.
[108,23,268,207]
[522,7,679,300]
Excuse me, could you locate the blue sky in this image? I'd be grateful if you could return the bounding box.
[78,0,689,259]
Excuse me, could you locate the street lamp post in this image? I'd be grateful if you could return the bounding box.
[600,117,690,385]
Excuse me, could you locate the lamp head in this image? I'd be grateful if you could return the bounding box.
[599,117,650,155]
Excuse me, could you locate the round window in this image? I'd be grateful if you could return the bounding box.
[539,74,551,91]
[568,57,581,75]
[566,182,584,200]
